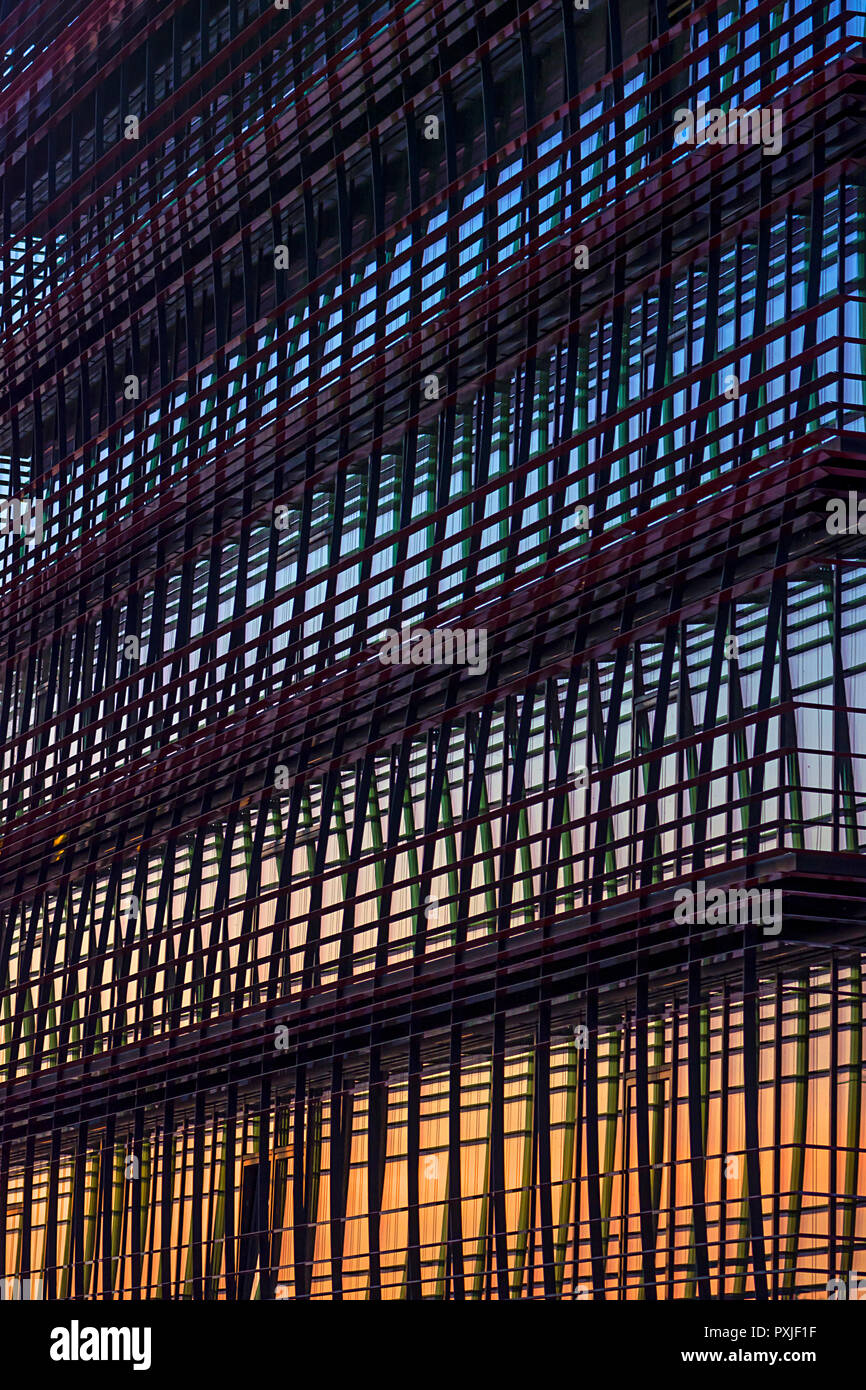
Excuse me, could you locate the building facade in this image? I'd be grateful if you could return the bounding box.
[0,0,864,1299]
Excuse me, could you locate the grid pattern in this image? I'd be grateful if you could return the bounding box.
[0,0,865,1300]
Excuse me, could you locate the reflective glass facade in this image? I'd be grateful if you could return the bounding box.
[0,0,864,1300]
